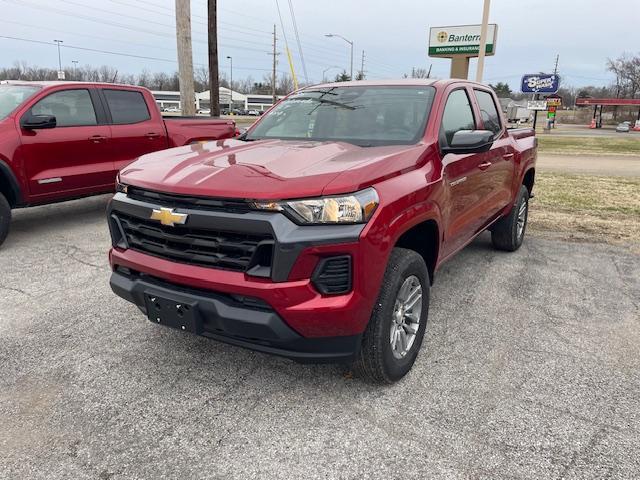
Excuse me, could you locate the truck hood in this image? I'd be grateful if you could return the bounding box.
[120,138,425,200]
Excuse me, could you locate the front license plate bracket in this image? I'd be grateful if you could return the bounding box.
[144,292,202,334]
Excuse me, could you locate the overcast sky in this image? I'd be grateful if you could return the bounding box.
[0,0,636,90]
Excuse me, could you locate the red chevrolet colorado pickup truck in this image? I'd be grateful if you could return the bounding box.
[108,79,536,383]
[0,81,236,246]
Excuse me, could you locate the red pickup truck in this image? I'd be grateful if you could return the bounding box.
[108,79,536,383]
[0,81,236,246]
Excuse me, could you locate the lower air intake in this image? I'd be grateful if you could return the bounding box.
[312,255,352,295]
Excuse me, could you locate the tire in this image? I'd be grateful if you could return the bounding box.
[491,185,529,252]
[0,192,11,248]
[353,248,430,384]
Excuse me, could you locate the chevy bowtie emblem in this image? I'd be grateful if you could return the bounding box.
[150,207,188,227]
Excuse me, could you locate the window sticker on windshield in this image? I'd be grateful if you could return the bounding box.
[287,98,314,104]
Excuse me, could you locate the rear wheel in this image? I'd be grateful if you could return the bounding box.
[0,192,11,248]
[491,185,529,252]
[353,248,429,384]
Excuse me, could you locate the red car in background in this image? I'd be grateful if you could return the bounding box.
[0,81,236,246]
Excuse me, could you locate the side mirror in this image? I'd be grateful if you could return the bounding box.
[442,130,494,155]
[21,114,57,130]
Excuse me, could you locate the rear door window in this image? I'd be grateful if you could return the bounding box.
[31,89,97,127]
[103,89,151,124]
[474,89,502,136]
[440,89,476,146]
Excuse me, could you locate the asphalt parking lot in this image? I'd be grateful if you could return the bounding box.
[1,195,639,479]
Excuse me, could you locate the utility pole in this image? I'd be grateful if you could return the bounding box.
[271,24,277,105]
[53,39,64,79]
[475,0,491,83]
[427,63,432,78]
[350,41,354,81]
[175,0,195,116]
[227,56,233,111]
[360,50,365,79]
[207,0,220,116]
[553,54,559,75]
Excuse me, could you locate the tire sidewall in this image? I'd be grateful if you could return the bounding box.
[513,187,529,248]
[377,254,430,381]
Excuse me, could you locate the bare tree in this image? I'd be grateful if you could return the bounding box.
[412,68,429,79]
[607,54,640,99]
[277,74,294,94]
[194,65,209,91]
[137,69,152,88]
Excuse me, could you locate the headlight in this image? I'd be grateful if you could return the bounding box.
[115,180,128,194]
[254,188,379,225]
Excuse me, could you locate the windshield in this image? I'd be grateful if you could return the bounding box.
[246,86,435,147]
[0,85,40,120]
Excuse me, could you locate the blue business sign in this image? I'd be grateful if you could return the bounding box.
[521,74,560,93]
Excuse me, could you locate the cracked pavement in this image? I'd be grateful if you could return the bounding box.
[1,195,639,479]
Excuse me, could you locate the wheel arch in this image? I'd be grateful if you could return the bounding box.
[0,160,22,207]
[522,167,535,196]
[393,218,440,285]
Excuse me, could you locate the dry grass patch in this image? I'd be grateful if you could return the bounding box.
[537,135,640,155]
[529,173,640,247]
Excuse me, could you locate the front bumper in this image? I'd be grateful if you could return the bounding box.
[107,191,385,340]
[110,269,361,362]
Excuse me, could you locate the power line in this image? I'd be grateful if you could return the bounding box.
[2,0,275,55]
[0,34,286,74]
[0,34,189,64]
[0,18,279,71]
[106,0,274,37]
[7,0,374,77]
[0,18,174,52]
[274,0,296,87]
[2,0,232,45]
[287,0,308,84]
[3,0,407,80]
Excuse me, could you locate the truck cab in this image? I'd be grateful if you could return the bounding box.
[0,81,235,246]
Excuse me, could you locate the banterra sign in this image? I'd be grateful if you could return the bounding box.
[428,24,498,57]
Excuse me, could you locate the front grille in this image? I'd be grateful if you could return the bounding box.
[127,186,251,213]
[113,212,273,272]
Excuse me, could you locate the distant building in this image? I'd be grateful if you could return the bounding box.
[151,91,182,110]
[196,89,282,111]
[196,87,245,110]
[246,93,283,111]
[152,88,284,112]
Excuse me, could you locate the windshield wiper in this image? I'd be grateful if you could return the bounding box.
[237,132,256,141]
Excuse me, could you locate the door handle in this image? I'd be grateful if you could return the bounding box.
[503,153,515,159]
[88,135,107,143]
[145,132,161,139]
[478,161,492,170]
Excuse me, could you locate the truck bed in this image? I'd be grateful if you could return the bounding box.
[162,116,236,147]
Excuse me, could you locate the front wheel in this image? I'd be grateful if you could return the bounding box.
[353,248,430,384]
[0,192,11,248]
[491,185,529,252]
